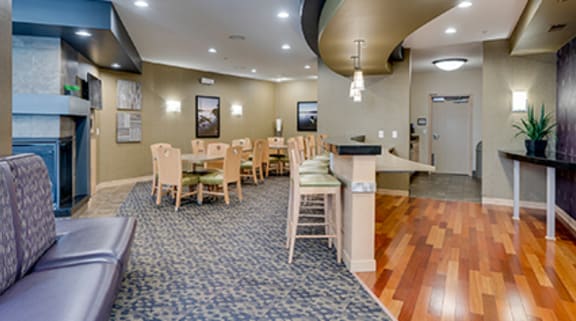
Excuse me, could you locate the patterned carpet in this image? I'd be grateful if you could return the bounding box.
[110,177,393,321]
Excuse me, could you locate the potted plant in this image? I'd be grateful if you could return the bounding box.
[513,104,556,156]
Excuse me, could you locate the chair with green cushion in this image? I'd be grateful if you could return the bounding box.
[198,146,243,205]
[155,146,200,211]
[285,140,342,264]
[150,143,172,197]
[240,139,264,184]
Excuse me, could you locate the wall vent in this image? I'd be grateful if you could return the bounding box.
[549,24,567,32]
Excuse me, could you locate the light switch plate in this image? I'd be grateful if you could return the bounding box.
[378,130,384,138]
[392,130,398,139]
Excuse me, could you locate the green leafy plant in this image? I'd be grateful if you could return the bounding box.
[513,104,556,141]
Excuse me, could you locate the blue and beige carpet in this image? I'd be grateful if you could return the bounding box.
[111,177,394,321]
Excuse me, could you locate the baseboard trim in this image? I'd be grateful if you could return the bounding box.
[377,189,409,197]
[96,175,152,191]
[352,273,399,321]
[344,250,377,272]
[481,197,546,210]
[556,206,576,238]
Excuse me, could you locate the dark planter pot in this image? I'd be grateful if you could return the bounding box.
[525,139,547,156]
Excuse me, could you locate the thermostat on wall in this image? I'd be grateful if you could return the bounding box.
[199,77,215,85]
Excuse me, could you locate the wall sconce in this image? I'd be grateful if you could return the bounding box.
[512,91,527,112]
[166,100,181,113]
[231,104,243,116]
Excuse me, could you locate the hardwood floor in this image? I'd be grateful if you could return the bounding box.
[357,195,576,321]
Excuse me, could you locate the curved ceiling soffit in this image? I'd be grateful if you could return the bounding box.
[300,0,327,56]
[318,0,456,76]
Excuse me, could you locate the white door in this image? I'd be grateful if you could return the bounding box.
[431,98,471,175]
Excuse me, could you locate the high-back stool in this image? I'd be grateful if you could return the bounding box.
[286,141,342,264]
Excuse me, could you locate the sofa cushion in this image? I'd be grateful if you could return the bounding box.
[0,262,119,321]
[0,164,18,295]
[33,217,136,274]
[2,154,56,277]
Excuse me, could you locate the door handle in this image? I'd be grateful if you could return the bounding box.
[433,133,440,140]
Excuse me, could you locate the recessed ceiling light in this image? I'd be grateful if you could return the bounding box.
[111,63,121,69]
[277,11,289,19]
[445,27,457,34]
[134,1,149,8]
[281,44,291,50]
[208,48,217,54]
[304,65,311,69]
[75,30,92,37]
[251,69,257,73]
[458,1,472,8]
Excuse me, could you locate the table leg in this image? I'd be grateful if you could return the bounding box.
[546,166,556,241]
[513,160,520,220]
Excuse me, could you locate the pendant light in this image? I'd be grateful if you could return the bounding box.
[350,40,365,102]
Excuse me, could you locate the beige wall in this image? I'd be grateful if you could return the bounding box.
[318,57,411,190]
[96,62,276,183]
[410,68,483,168]
[482,40,556,201]
[274,80,318,138]
[0,0,11,156]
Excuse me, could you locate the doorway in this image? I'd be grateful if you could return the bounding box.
[430,95,472,174]
[410,95,481,202]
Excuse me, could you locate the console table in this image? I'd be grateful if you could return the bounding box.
[326,138,381,272]
[499,150,576,240]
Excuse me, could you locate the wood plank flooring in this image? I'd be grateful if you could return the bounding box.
[357,195,576,321]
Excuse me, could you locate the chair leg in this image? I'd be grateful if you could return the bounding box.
[236,181,243,201]
[286,180,293,248]
[335,189,342,263]
[223,183,230,205]
[197,183,203,205]
[259,166,264,181]
[151,175,157,196]
[252,168,258,185]
[175,186,182,211]
[288,192,300,264]
[265,162,269,177]
[325,193,333,248]
[156,184,162,205]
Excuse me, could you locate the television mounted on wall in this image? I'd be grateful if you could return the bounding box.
[87,73,102,110]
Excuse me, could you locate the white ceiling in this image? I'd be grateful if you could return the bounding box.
[111,0,318,82]
[406,0,527,72]
[112,0,528,79]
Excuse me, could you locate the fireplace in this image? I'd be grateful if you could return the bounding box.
[13,137,75,216]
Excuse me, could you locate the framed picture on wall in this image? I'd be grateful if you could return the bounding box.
[297,101,318,132]
[196,95,220,138]
[117,80,142,110]
[116,111,142,143]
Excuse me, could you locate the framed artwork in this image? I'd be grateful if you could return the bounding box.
[196,95,220,138]
[117,80,142,110]
[117,112,142,143]
[297,101,318,132]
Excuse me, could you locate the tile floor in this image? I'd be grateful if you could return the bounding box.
[74,183,135,218]
[409,172,481,202]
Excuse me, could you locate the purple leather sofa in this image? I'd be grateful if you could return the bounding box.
[0,154,136,321]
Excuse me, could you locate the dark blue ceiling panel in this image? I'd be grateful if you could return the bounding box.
[13,0,142,73]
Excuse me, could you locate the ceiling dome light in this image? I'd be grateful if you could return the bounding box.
[433,58,468,71]
[134,1,149,8]
[75,30,92,37]
[251,69,257,73]
[445,27,457,34]
[277,11,289,19]
[281,44,291,50]
[458,1,472,8]
[208,48,217,53]
[304,65,311,69]
[111,63,121,69]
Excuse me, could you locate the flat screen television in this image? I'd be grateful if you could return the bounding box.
[87,73,102,110]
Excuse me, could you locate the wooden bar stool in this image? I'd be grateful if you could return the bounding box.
[286,142,342,264]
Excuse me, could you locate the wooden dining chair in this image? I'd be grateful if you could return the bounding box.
[191,139,206,154]
[198,146,243,205]
[261,139,271,177]
[155,145,200,211]
[241,139,264,184]
[305,135,317,159]
[205,142,229,170]
[318,134,328,154]
[150,143,172,196]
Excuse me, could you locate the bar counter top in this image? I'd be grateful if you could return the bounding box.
[325,137,382,156]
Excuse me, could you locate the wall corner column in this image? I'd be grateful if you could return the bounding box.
[0,0,12,156]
